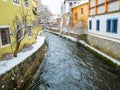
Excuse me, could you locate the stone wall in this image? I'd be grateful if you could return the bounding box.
[0,43,46,90]
[86,34,120,61]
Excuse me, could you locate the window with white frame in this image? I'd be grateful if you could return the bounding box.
[13,0,19,4]
[106,18,118,33]
[24,0,29,7]
[0,28,11,46]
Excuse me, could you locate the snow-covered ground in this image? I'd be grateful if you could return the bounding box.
[0,32,45,76]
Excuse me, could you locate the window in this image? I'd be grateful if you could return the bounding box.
[13,0,19,4]
[24,0,29,7]
[81,8,83,14]
[0,28,11,46]
[107,20,111,32]
[112,19,118,33]
[75,13,78,20]
[89,20,92,30]
[69,2,72,6]
[74,2,77,4]
[96,20,100,31]
[106,18,118,33]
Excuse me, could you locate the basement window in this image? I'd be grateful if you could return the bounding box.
[0,28,11,46]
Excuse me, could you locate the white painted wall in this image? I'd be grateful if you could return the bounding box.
[90,0,95,7]
[98,6,104,14]
[88,12,120,39]
[98,0,104,5]
[65,1,70,13]
[108,1,119,12]
[90,8,95,15]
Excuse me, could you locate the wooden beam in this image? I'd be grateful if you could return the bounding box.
[88,0,90,15]
[119,0,120,9]
[105,0,108,13]
[95,0,98,14]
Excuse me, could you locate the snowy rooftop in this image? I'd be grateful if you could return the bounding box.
[0,32,45,76]
[71,0,88,8]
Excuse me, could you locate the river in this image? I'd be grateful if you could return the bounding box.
[26,32,120,90]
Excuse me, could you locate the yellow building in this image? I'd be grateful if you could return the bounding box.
[0,0,40,60]
[71,0,88,27]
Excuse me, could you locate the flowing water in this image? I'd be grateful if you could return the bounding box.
[26,32,120,90]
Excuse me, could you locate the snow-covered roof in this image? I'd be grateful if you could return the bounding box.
[71,0,88,8]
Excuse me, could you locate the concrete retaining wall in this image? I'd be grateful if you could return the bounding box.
[87,34,120,61]
[0,43,46,90]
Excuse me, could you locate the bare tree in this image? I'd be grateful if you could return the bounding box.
[37,5,51,24]
[12,8,32,57]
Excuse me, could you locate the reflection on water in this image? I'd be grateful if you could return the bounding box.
[26,32,120,90]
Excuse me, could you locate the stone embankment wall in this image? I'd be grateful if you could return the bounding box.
[86,34,120,61]
[0,43,46,90]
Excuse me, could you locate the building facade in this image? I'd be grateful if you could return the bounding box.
[88,0,120,39]
[88,0,120,60]
[0,0,40,60]
[61,0,80,27]
[71,0,88,27]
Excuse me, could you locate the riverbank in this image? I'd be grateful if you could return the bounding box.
[46,28,120,70]
[0,32,46,90]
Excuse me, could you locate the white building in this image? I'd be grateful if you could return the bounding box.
[60,0,80,27]
[61,0,80,15]
[88,0,120,61]
[88,0,120,39]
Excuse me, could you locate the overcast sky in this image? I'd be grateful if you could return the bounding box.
[42,0,64,15]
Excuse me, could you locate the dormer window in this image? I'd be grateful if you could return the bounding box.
[24,0,29,7]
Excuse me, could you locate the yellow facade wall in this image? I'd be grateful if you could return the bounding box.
[32,0,36,7]
[0,0,41,60]
[72,3,88,27]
